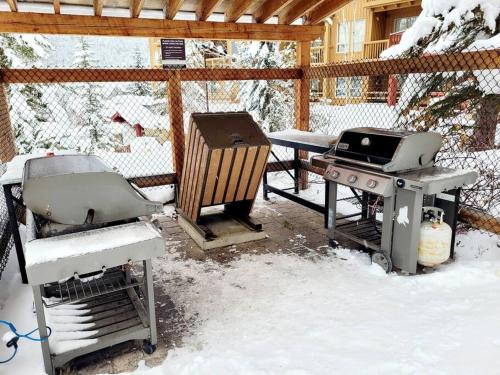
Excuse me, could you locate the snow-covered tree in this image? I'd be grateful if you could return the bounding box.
[128,45,152,96]
[382,1,499,151]
[0,34,63,153]
[71,37,115,153]
[237,41,295,132]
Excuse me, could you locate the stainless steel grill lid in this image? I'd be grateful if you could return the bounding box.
[332,127,443,172]
[22,155,163,225]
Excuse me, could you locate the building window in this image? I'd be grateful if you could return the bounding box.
[352,20,365,52]
[336,22,349,53]
[394,16,417,33]
[350,77,362,97]
[335,77,347,97]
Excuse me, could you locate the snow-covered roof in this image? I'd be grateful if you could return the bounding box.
[107,98,167,130]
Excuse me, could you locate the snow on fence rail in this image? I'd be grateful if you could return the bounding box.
[0,49,499,234]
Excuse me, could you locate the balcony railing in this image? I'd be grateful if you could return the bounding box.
[363,39,389,59]
[311,46,325,65]
[389,31,404,46]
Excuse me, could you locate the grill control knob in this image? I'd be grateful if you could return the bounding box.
[367,179,377,188]
[347,175,358,184]
[330,170,340,179]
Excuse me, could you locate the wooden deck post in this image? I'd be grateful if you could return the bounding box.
[295,41,310,190]
[0,84,16,163]
[167,71,185,181]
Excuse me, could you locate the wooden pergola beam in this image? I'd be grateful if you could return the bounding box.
[5,0,17,12]
[0,12,324,41]
[224,0,256,23]
[94,0,103,16]
[130,0,145,18]
[53,0,61,14]
[253,0,294,23]
[196,0,224,21]
[304,0,351,25]
[279,0,323,25]
[165,0,185,19]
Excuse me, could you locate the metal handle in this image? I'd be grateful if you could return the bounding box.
[323,154,384,171]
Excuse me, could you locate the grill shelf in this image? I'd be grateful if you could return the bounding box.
[335,218,382,251]
[43,267,142,308]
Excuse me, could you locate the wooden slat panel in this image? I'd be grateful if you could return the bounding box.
[0,12,324,41]
[202,149,223,206]
[0,67,301,84]
[190,144,210,220]
[182,128,201,215]
[224,147,247,202]
[235,146,258,201]
[253,0,294,23]
[245,145,270,200]
[213,148,234,205]
[179,123,195,210]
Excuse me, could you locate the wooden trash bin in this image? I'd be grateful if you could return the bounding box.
[178,112,270,236]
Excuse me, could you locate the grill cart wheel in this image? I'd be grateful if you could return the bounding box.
[371,251,393,273]
[328,239,339,248]
[143,340,156,355]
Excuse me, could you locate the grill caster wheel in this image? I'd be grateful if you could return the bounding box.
[143,340,156,355]
[371,251,393,273]
[329,239,339,248]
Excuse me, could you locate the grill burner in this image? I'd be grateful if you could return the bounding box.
[22,155,164,374]
[315,127,478,273]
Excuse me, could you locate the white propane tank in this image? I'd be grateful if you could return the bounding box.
[418,207,452,267]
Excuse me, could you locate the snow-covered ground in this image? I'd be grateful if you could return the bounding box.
[1,195,499,374]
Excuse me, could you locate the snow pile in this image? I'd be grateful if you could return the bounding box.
[116,228,500,375]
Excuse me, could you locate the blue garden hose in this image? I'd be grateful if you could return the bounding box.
[0,320,51,364]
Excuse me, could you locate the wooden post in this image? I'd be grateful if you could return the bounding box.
[167,71,185,181]
[0,83,16,163]
[295,41,310,190]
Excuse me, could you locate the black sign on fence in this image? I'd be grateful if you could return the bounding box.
[161,39,186,69]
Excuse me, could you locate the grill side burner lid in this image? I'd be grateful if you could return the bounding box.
[331,127,443,172]
[23,155,163,225]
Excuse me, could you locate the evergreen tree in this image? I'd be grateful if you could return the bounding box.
[237,41,295,132]
[382,2,499,151]
[71,37,115,153]
[128,45,152,96]
[1,34,62,153]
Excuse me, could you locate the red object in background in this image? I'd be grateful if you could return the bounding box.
[134,124,143,137]
[46,151,55,157]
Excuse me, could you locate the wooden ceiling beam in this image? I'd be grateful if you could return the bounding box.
[253,0,294,23]
[5,0,17,12]
[165,0,185,19]
[93,0,103,16]
[224,0,256,23]
[196,0,224,21]
[130,0,145,18]
[304,0,351,24]
[53,0,60,14]
[279,0,324,25]
[0,12,324,41]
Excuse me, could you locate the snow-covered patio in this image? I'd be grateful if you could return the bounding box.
[1,186,499,374]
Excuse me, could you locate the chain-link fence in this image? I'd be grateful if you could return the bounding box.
[0,48,498,262]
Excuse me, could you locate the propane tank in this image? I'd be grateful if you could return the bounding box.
[418,207,452,267]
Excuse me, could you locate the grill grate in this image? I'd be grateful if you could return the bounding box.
[43,267,142,308]
[335,218,382,251]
